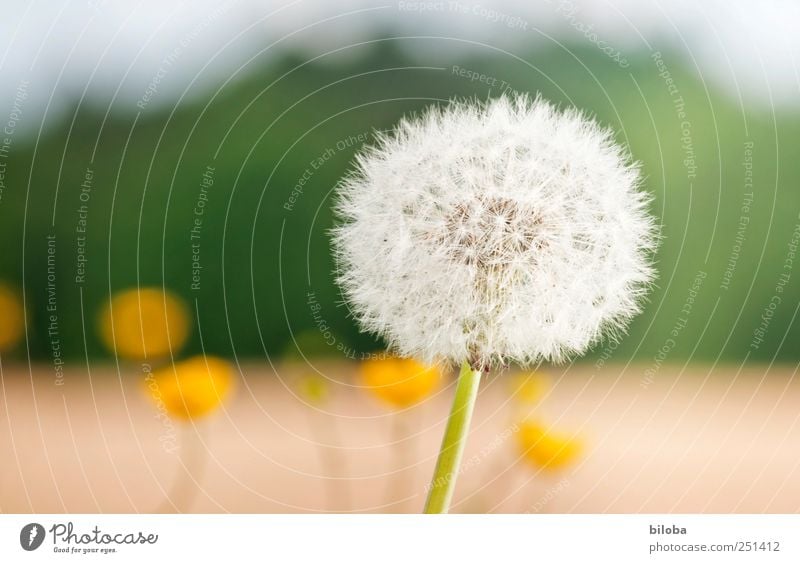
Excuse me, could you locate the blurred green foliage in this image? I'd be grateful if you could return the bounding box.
[2,40,798,364]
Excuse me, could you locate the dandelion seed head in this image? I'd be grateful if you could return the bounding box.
[333,95,657,370]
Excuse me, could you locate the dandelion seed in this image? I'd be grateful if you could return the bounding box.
[333,95,656,371]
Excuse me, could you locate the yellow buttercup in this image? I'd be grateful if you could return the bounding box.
[298,373,329,405]
[508,371,549,404]
[99,287,190,360]
[0,283,24,352]
[148,356,235,420]
[360,356,441,408]
[517,420,582,471]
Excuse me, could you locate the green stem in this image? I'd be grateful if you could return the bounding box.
[157,423,207,513]
[423,360,482,514]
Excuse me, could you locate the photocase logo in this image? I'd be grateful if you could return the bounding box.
[20,523,45,551]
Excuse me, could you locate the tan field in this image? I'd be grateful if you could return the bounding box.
[1,362,798,513]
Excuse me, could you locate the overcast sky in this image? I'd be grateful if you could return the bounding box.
[1,0,797,137]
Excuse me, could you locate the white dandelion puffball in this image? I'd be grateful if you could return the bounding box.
[333,95,656,370]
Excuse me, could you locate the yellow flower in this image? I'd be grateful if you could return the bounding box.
[298,373,329,405]
[148,356,235,420]
[99,287,190,360]
[360,356,441,408]
[509,371,549,404]
[517,420,582,471]
[0,283,24,352]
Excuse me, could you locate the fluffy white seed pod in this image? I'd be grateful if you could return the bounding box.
[333,95,657,370]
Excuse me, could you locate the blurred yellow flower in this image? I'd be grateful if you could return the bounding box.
[517,420,582,471]
[298,373,329,405]
[99,287,190,360]
[148,356,235,420]
[360,356,441,408]
[0,283,24,352]
[509,371,549,404]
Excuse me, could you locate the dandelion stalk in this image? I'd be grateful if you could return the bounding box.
[148,356,234,513]
[312,411,351,512]
[332,94,656,514]
[423,360,482,514]
[157,424,207,513]
[386,413,410,509]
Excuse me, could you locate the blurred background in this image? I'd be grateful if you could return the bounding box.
[0,0,798,513]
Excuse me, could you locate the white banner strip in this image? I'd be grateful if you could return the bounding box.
[1,515,796,561]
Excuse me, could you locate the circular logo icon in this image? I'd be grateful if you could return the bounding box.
[20,523,45,551]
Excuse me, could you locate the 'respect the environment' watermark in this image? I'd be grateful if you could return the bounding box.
[136,1,237,111]
[720,141,754,291]
[46,234,65,387]
[451,65,515,95]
